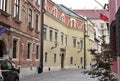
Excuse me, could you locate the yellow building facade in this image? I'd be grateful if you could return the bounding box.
[43,0,95,72]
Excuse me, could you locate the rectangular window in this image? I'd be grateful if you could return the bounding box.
[14,0,20,19]
[36,45,39,59]
[70,57,73,64]
[0,0,7,11]
[80,40,83,49]
[80,57,83,64]
[61,35,64,45]
[50,30,53,41]
[45,52,47,62]
[27,43,31,59]
[73,39,76,47]
[13,39,17,58]
[72,20,74,27]
[55,32,58,43]
[36,14,38,31]
[43,28,47,40]
[101,30,104,35]
[54,54,56,63]
[100,23,104,28]
[28,9,32,27]
[65,37,67,46]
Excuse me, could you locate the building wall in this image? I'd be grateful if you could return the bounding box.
[43,0,95,71]
[0,0,41,76]
[0,0,96,76]
[109,0,120,75]
[43,13,86,71]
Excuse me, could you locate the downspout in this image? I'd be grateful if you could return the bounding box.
[39,0,44,73]
[84,22,86,69]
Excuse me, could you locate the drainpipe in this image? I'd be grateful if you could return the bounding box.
[84,22,86,69]
[38,0,44,73]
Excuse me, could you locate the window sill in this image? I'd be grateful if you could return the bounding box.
[13,18,22,24]
[27,59,32,61]
[0,9,10,17]
[28,26,34,30]
[35,30,40,34]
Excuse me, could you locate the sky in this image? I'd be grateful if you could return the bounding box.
[52,0,108,9]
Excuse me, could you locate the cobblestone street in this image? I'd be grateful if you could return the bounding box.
[20,69,98,81]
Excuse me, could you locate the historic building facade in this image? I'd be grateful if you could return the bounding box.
[74,10,109,53]
[0,0,41,76]
[109,0,120,76]
[0,0,96,76]
[43,0,95,72]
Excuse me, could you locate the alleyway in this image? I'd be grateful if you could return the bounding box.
[20,69,98,81]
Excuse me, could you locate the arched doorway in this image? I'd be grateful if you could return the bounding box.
[0,40,6,57]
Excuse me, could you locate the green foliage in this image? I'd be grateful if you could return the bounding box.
[86,48,117,81]
[85,35,117,81]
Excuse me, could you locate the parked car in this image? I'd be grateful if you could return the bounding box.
[0,59,19,81]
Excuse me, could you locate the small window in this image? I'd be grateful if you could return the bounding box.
[14,0,20,19]
[45,52,47,62]
[73,39,76,47]
[28,9,32,27]
[13,40,17,58]
[27,42,31,59]
[54,54,56,63]
[50,30,53,41]
[80,40,83,49]
[61,35,64,45]
[65,37,67,46]
[43,28,47,40]
[13,38,19,59]
[70,57,73,64]
[55,32,58,43]
[100,23,104,28]
[36,14,39,31]
[36,45,39,59]
[0,0,7,11]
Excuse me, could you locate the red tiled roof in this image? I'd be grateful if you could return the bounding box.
[73,9,109,19]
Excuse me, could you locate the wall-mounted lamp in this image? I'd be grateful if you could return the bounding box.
[51,42,58,49]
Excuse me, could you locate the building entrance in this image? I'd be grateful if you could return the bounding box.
[60,48,66,69]
[61,54,64,68]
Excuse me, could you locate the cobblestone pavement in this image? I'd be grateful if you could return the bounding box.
[20,69,98,81]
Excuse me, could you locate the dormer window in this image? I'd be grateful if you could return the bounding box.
[72,20,74,27]
[61,14,65,23]
[52,7,57,17]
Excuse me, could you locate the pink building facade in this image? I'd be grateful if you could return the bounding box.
[109,0,120,74]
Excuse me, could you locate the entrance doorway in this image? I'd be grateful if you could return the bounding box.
[0,40,6,57]
[61,54,64,68]
[60,48,66,69]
